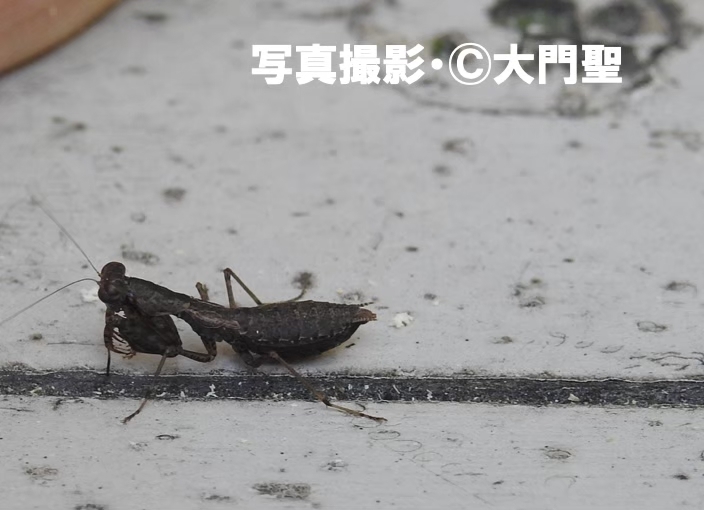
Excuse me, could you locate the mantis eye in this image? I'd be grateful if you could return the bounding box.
[98,281,127,304]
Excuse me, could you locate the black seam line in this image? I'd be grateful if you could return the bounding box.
[2,371,704,407]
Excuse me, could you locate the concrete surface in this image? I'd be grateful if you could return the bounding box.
[0,0,703,508]
[3,397,704,510]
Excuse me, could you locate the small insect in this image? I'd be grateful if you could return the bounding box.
[101,261,380,422]
[1,200,384,423]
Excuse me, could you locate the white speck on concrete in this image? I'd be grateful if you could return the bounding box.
[80,287,99,303]
[206,384,217,398]
[391,312,414,328]
[325,458,347,471]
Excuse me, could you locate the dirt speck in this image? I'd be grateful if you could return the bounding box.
[442,138,474,156]
[253,482,311,500]
[254,130,286,143]
[664,281,697,293]
[75,505,106,510]
[156,434,179,441]
[405,246,419,252]
[25,466,58,481]
[519,296,545,308]
[637,321,667,333]
[29,333,43,341]
[543,447,572,461]
[135,11,169,24]
[324,458,347,471]
[292,272,314,291]
[130,212,146,223]
[122,65,147,75]
[203,494,231,501]
[433,164,452,176]
[673,473,690,481]
[162,187,186,203]
[168,154,192,167]
[121,245,160,266]
[514,279,546,308]
[650,130,702,152]
[493,336,514,344]
[51,118,87,137]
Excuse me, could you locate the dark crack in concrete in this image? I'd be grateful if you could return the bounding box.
[2,370,704,407]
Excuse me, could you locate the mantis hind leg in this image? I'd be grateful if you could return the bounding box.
[231,342,385,423]
[222,268,306,308]
[266,351,386,423]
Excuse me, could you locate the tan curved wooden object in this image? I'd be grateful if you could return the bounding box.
[0,0,122,75]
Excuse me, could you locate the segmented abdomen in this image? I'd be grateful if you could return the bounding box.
[233,300,376,356]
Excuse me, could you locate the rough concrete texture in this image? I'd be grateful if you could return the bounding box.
[1,0,704,379]
[3,398,704,510]
[0,0,703,507]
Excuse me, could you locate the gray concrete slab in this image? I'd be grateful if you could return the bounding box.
[3,397,704,510]
[1,0,703,380]
[1,0,703,508]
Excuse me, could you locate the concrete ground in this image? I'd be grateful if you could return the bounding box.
[1,0,703,508]
[3,398,704,510]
